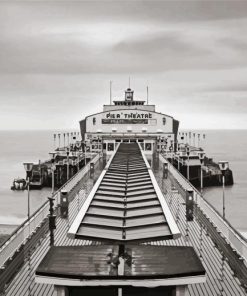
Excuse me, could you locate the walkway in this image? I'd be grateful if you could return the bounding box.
[1,156,247,296]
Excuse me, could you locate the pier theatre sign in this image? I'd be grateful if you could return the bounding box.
[102,111,155,125]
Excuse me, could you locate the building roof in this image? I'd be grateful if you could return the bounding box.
[68,143,180,243]
[36,245,205,286]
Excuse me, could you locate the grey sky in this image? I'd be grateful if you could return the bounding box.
[0,1,247,130]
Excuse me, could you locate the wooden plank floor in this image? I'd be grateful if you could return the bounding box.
[154,168,246,296]
[3,159,247,296]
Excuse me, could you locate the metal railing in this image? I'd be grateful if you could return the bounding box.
[159,154,247,263]
[0,154,100,268]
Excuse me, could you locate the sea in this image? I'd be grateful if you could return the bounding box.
[0,130,246,239]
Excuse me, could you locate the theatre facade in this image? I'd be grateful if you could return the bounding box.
[79,88,179,155]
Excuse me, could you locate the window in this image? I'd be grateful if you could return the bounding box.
[163,117,166,125]
[93,117,96,125]
[145,143,152,151]
[107,143,114,151]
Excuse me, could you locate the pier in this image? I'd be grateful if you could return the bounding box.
[0,144,246,295]
[1,88,245,295]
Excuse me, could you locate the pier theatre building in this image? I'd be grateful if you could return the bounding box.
[79,88,179,155]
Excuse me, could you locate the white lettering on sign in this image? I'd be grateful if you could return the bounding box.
[106,112,152,119]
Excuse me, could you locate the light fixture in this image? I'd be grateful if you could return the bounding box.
[218,161,229,219]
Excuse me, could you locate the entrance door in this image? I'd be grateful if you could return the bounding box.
[69,287,117,296]
[103,143,107,153]
[123,287,175,296]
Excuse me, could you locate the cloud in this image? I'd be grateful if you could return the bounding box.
[1,1,247,129]
[0,2,247,75]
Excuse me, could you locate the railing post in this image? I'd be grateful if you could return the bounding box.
[48,197,56,246]
[186,189,194,222]
[60,190,69,219]
[90,162,94,178]
[163,162,168,179]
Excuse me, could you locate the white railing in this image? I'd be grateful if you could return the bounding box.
[159,154,247,263]
[0,154,100,268]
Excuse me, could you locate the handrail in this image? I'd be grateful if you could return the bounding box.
[0,153,100,268]
[159,153,247,262]
[0,200,49,249]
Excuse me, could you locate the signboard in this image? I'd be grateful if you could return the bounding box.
[105,112,152,119]
[102,112,155,125]
[102,119,149,124]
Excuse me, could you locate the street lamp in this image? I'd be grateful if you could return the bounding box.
[63,133,66,148]
[218,161,229,219]
[186,145,190,180]
[83,142,88,165]
[77,151,80,171]
[49,152,56,195]
[176,151,180,171]
[97,136,100,154]
[58,133,61,149]
[198,151,205,195]
[177,144,181,170]
[66,147,70,180]
[23,162,33,220]
[67,132,70,146]
[53,134,56,150]
[169,145,173,165]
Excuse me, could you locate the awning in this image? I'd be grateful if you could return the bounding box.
[36,245,206,287]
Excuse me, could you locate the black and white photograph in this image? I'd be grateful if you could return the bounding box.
[0,1,247,295]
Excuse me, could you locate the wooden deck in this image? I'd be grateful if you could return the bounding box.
[2,157,247,296]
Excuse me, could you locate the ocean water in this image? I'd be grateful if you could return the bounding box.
[0,130,54,227]
[201,130,247,237]
[0,130,246,238]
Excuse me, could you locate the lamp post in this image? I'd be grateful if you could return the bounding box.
[186,145,190,181]
[198,151,205,195]
[53,134,56,150]
[218,161,229,219]
[58,133,61,149]
[84,142,88,165]
[177,144,180,170]
[71,132,73,144]
[77,151,80,171]
[63,133,66,148]
[169,145,173,165]
[23,163,33,220]
[67,132,70,146]
[197,134,200,148]
[66,147,70,181]
[176,152,180,171]
[49,152,56,195]
[97,136,100,154]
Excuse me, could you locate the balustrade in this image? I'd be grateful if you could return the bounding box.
[159,154,247,263]
[0,154,100,268]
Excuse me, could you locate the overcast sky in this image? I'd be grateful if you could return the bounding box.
[0,1,247,130]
